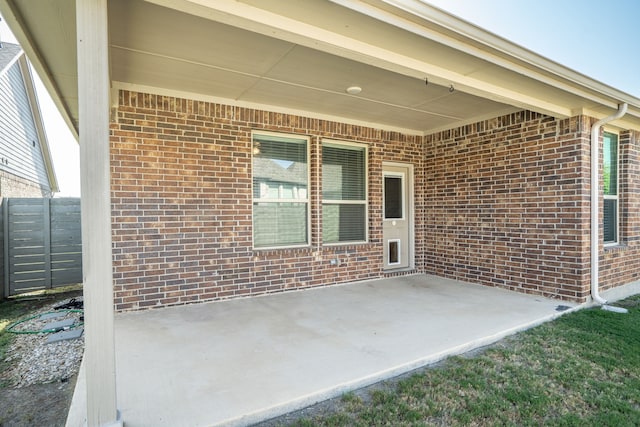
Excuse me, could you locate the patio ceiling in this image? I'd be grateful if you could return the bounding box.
[2,0,640,136]
[108,0,517,134]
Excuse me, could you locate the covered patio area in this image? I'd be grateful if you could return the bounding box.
[67,275,577,426]
[3,1,640,424]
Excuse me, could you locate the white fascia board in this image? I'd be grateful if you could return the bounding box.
[143,0,572,118]
[369,0,640,111]
[0,0,79,140]
[18,56,59,192]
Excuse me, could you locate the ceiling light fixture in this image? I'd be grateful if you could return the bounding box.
[346,86,362,95]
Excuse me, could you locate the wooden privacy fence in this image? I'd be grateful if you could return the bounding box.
[1,198,82,298]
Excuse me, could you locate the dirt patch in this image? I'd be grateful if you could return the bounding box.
[0,290,83,427]
[0,376,77,427]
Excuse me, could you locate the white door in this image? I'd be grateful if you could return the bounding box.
[383,164,412,270]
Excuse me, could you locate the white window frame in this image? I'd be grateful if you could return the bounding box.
[251,131,311,250]
[321,139,368,245]
[603,130,619,246]
[383,170,406,221]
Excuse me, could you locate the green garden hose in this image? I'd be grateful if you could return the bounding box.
[6,309,84,335]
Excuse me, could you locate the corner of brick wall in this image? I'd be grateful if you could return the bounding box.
[424,111,592,302]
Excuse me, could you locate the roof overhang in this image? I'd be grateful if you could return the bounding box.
[17,54,59,192]
[0,41,59,191]
[2,0,640,137]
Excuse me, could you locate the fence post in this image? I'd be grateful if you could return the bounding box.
[43,198,52,290]
[3,198,9,299]
[0,199,4,300]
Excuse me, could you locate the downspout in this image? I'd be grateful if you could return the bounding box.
[590,103,628,306]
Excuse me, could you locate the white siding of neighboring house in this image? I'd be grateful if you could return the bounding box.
[0,60,50,191]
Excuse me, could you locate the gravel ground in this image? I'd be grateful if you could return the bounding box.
[0,296,84,427]
[1,300,84,388]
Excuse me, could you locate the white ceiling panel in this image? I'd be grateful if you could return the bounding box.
[109,0,295,77]
[417,91,510,119]
[110,48,261,100]
[264,45,453,108]
[244,78,461,130]
[104,0,517,133]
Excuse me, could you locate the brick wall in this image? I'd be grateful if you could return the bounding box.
[600,130,640,290]
[0,171,52,198]
[424,112,592,301]
[111,90,423,311]
[111,89,640,310]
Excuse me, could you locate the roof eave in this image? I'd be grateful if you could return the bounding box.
[350,0,640,125]
[0,0,79,141]
[18,55,59,192]
[3,0,640,134]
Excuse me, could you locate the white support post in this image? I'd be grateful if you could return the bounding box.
[76,0,122,426]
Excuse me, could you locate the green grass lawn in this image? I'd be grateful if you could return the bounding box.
[289,296,640,427]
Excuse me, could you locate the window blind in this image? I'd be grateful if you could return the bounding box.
[253,134,308,247]
[322,142,366,244]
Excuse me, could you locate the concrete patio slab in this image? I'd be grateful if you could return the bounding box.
[67,275,580,427]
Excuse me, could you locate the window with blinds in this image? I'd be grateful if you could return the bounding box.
[252,133,309,248]
[322,141,367,244]
[603,131,619,244]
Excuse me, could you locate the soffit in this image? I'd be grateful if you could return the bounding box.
[0,0,78,135]
[110,0,640,133]
[109,0,516,134]
[2,0,639,136]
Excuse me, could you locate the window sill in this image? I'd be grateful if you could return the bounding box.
[253,245,311,254]
[322,241,369,248]
[604,243,627,252]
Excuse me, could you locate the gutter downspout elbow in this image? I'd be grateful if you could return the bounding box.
[590,103,628,305]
